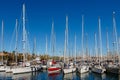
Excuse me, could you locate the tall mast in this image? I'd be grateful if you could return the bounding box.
[33,37,36,56]
[64,16,68,62]
[51,20,55,58]
[1,20,4,63]
[94,33,98,62]
[85,33,88,62]
[106,31,110,61]
[15,19,18,63]
[81,15,84,61]
[64,30,66,62]
[22,4,26,62]
[119,37,120,63]
[66,16,68,58]
[113,12,118,63]
[98,17,102,62]
[46,35,48,55]
[74,34,76,64]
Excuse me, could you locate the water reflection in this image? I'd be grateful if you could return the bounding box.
[77,72,89,80]
[63,72,77,80]
[105,73,119,80]
[0,70,118,80]
[48,72,62,80]
[92,72,106,80]
[12,72,33,80]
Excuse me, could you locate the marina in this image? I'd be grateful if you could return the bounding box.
[0,0,120,80]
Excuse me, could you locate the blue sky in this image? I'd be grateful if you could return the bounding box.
[0,0,120,56]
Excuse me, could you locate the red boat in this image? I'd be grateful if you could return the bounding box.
[47,60,61,73]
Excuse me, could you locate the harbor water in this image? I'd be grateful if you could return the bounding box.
[0,70,119,80]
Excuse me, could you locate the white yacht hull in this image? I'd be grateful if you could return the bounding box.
[5,67,13,73]
[41,65,47,69]
[0,66,5,72]
[78,66,89,74]
[92,66,106,74]
[63,68,76,74]
[12,67,32,74]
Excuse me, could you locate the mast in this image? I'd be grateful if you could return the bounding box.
[51,20,55,59]
[106,31,110,61]
[15,19,18,63]
[64,16,68,62]
[64,30,66,62]
[1,20,4,63]
[119,37,120,63]
[33,37,36,57]
[22,4,26,62]
[74,34,76,64]
[94,33,98,62]
[98,17,102,63]
[66,16,68,59]
[112,12,118,63]
[81,15,84,62]
[45,35,48,56]
[85,33,88,62]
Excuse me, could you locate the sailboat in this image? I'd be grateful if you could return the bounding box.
[0,20,6,72]
[105,12,120,74]
[12,4,32,74]
[47,20,61,74]
[77,15,89,74]
[91,17,106,74]
[63,16,76,74]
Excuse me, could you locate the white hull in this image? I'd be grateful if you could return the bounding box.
[78,65,89,74]
[63,68,76,74]
[0,66,5,72]
[12,67,32,74]
[92,65,106,74]
[41,65,47,69]
[5,67,13,73]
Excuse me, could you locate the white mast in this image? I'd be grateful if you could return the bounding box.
[46,35,48,55]
[64,16,68,62]
[113,12,118,63]
[66,16,68,59]
[81,15,84,61]
[50,19,55,59]
[74,34,76,64]
[94,33,98,62]
[22,4,26,62]
[98,17,102,63]
[106,31,110,61]
[1,20,4,63]
[64,30,66,62]
[15,19,18,63]
[33,37,36,56]
[119,37,120,63]
[85,33,88,62]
